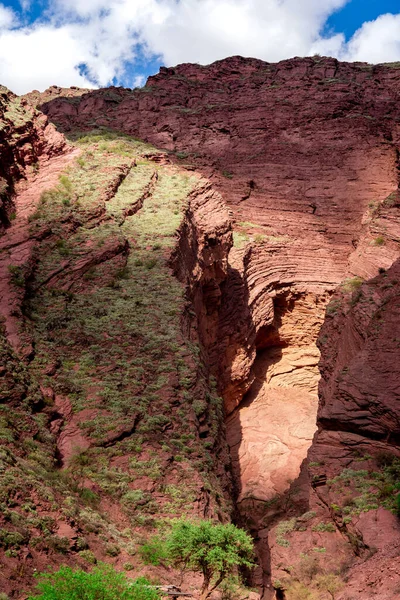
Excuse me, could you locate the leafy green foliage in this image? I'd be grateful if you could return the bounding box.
[328,460,400,516]
[275,518,296,547]
[28,564,161,600]
[139,536,168,566]
[165,519,254,599]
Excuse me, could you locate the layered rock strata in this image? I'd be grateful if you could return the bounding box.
[3,56,400,596]
[0,128,234,595]
[269,260,400,600]
[0,86,65,228]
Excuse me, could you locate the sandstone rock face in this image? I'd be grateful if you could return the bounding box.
[0,149,79,355]
[39,56,399,265]
[268,262,400,599]
[0,56,398,597]
[0,85,65,228]
[317,260,400,442]
[34,57,400,597]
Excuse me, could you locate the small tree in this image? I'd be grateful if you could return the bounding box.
[315,573,344,600]
[28,564,161,600]
[165,519,254,600]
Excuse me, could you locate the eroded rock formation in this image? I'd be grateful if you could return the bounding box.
[0,111,234,594]
[1,55,400,598]
[0,85,65,228]
[269,260,400,599]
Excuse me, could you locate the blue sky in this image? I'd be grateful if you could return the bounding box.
[0,0,399,94]
[325,0,400,38]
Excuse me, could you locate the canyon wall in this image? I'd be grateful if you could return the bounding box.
[0,86,65,228]
[1,56,399,597]
[0,104,236,595]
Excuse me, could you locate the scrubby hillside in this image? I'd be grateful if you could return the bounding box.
[0,123,234,596]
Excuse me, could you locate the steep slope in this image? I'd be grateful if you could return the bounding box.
[0,124,234,596]
[0,86,65,229]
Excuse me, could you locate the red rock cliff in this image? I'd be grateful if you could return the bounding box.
[14,56,400,598]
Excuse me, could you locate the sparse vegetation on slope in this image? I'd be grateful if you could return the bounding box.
[0,129,232,595]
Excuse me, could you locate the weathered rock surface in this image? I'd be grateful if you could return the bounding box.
[0,127,234,595]
[268,262,400,599]
[0,85,65,228]
[2,55,400,597]
[37,56,400,266]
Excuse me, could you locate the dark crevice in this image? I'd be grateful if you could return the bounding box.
[317,417,400,446]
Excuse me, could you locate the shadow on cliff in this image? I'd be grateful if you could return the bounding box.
[220,266,295,599]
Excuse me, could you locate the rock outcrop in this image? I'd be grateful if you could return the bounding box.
[1,55,400,597]
[0,86,65,228]
[269,260,400,599]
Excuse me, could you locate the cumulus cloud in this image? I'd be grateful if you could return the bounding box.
[0,24,96,93]
[341,13,400,63]
[0,4,16,29]
[133,74,146,88]
[0,0,399,94]
[140,0,349,65]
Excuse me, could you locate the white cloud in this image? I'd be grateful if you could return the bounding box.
[341,13,400,63]
[19,0,31,12]
[133,74,146,88]
[0,4,16,30]
[0,23,95,93]
[0,0,399,95]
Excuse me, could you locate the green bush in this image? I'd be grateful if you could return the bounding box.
[311,522,336,533]
[7,265,25,288]
[139,536,168,566]
[28,564,161,600]
[0,528,27,549]
[374,235,385,246]
[315,573,344,599]
[165,519,254,600]
[286,582,314,600]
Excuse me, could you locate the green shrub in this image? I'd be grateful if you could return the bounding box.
[7,265,25,287]
[341,276,364,293]
[373,235,385,246]
[286,582,315,600]
[165,519,254,600]
[59,175,73,192]
[275,518,296,546]
[105,543,120,557]
[28,564,161,600]
[139,536,168,566]
[315,573,344,599]
[325,298,341,316]
[311,522,336,533]
[0,528,27,549]
[79,549,97,564]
